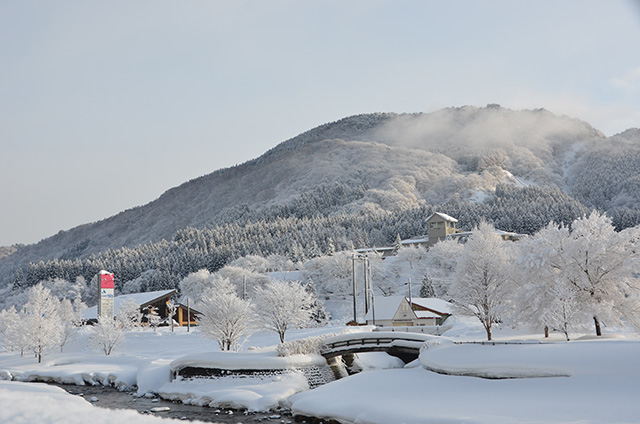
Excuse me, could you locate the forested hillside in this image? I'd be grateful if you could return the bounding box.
[1,105,639,300]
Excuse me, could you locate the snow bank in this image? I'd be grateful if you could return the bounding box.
[291,338,640,424]
[420,341,572,379]
[0,381,206,424]
[158,371,309,411]
[0,326,333,412]
[170,350,327,374]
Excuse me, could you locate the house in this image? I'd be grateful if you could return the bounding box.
[173,301,201,327]
[82,289,200,326]
[426,212,458,246]
[364,296,453,327]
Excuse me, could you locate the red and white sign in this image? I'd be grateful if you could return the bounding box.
[100,272,114,289]
[98,271,115,318]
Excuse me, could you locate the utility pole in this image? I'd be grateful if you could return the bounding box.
[363,256,369,313]
[187,298,191,333]
[242,275,247,300]
[351,255,357,325]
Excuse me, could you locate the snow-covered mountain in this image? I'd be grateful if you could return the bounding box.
[1,105,638,286]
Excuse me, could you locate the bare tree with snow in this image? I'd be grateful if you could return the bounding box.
[198,285,254,351]
[516,213,640,336]
[89,317,124,355]
[0,306,29,356]
[511,222,590,340]
[253,279,317,343]
[22,284,63,363]
[448,221,515,341]
[116,298,143,330]
[56,298,79,352]
[424,237,464,298]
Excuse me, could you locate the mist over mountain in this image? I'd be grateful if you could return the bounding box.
[1,105,638,291]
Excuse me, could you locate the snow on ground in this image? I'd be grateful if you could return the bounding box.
[0,380,207,424]
[159,371,309,412]
[0,325,341,413]
[1,318,640,423]
[291,334,640,424]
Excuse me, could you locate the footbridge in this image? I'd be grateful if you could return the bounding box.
[320,331,435,364]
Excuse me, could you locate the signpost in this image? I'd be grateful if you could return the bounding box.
[97,270,115,319]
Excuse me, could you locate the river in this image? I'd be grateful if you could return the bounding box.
[51,383,298,423]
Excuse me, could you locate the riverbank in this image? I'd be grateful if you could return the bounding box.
[53,383,289,423]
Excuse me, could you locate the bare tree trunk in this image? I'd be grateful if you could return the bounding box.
[486,324,492,341]
[544,326,550,338]
[593,316,602,336]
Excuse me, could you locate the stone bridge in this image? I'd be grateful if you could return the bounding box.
[320,331,434,364]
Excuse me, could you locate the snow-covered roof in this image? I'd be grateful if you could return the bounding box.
[364,297,454,322]
[365,296,406,321]
[82,289,176,319]
[410,298,455,315]
[427,212,458,223]
[494,229,527,238]
[415,310,441,319]
[401,236,429,245]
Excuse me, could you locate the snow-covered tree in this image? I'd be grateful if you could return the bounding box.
[420,273,436,298]
[216,266,270,298]
[144,306,161,331]
[0,306,31,356]
[253,279,317,343]
[178,269,238,306]
[392,234,403,255]
[89,317,124,355]
[116,298,142,330]
[424,238,464,298]
[166,298,177,332]
[563,213,640,335]
[448,221,515,341]
[302,251,355,296]
[56,298,79,352]
[516,213,640,336]
[22,284,63,363]
[198,287,254,351]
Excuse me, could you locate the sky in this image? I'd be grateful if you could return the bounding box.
[1,0,639,247]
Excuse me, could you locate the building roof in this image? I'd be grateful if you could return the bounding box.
[82,289,177,319]
[365,296,406,321]
[364,296,454,321]
[410,297,455,315]
[427,212,458,223]
[414,310,442,319]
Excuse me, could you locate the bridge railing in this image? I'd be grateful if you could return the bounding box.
[320,331,436,357]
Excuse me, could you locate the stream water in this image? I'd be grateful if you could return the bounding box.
[51,383,297,423]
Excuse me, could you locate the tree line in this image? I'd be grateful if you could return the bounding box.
[2,184,607,309]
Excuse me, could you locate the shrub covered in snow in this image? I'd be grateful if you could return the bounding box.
[276,333,338,357]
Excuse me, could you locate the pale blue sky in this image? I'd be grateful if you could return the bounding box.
[1,0,639,246]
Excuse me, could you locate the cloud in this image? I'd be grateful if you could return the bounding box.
[503,89,640,136]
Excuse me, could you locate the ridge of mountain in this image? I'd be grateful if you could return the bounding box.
[1,106,637,285]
